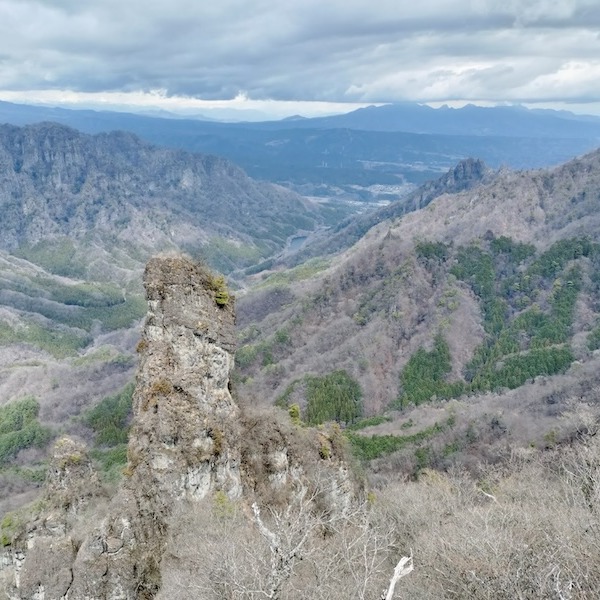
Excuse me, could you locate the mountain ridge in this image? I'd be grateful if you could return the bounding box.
[237,146,600,418]
[281,102,600,137]
[5,99,599,137]
[0,122,325,273]
[1,100,598,202]
[285,157,492,265]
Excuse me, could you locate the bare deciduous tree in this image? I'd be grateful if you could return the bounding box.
[158,474,412,600]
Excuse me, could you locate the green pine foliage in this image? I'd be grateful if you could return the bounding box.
[397,236,598,409]
[398,334,463,407]
[83,296,147,331]
[347,415,393,431]
[45,281,124,308]
[415,241,449,263]
[489,236,535,262]
[0,295,146,337]
[235,344,259,369]
[84,383,134,447]
[275,380,299,409]
[0,397,52,465]
[89,445,128,478]
[451,245,495,302]
[472,347,574,391]
[209,275,230,307]
[528,238,595,278]
[84,383,134,478]
[304,370,363,426]
[346,423,443,461]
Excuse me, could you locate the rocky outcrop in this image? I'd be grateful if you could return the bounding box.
[395,157,489,214]
[0,437,102,600]
[68,257,242,599]
[44,436,103,512]
[285,157,491,265]
[1,255,356,599]
[2,256,243,599]
[127,256,241,502]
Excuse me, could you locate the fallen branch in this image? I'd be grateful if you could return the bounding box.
[381,553,413,600]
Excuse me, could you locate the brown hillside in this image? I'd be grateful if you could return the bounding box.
[236,147,600,435]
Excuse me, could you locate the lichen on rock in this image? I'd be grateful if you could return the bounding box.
[128,255,242,502]
[45,436,102,512]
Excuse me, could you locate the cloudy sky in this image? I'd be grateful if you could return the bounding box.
[0,0,599,119]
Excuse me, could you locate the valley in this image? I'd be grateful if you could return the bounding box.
[0,111,600,598]
[1,100,599,202]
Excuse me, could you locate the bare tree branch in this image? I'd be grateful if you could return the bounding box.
[381,554,413,600]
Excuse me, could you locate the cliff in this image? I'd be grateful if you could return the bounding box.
[286,157,491,264]
[0,122,323,271]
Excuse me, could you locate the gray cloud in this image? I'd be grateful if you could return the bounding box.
[0,0,599,106]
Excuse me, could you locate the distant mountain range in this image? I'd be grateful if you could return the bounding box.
[260,102,600,137]
[4,100,600,137]
[0,100,598,201]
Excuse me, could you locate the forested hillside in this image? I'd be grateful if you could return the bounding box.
[0,122,329,273]
[237,147,600,475]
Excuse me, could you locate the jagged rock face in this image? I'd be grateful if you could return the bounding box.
[286,157,490,265]
[0,122,323,257]
[384,157,489,214]
[2,256,242,600]
[127,256,241,502]
[0,437,101,600]
[69,256,242,599]
[45,436,103,512]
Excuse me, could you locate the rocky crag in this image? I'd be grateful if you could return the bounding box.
[1,256,353,600]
